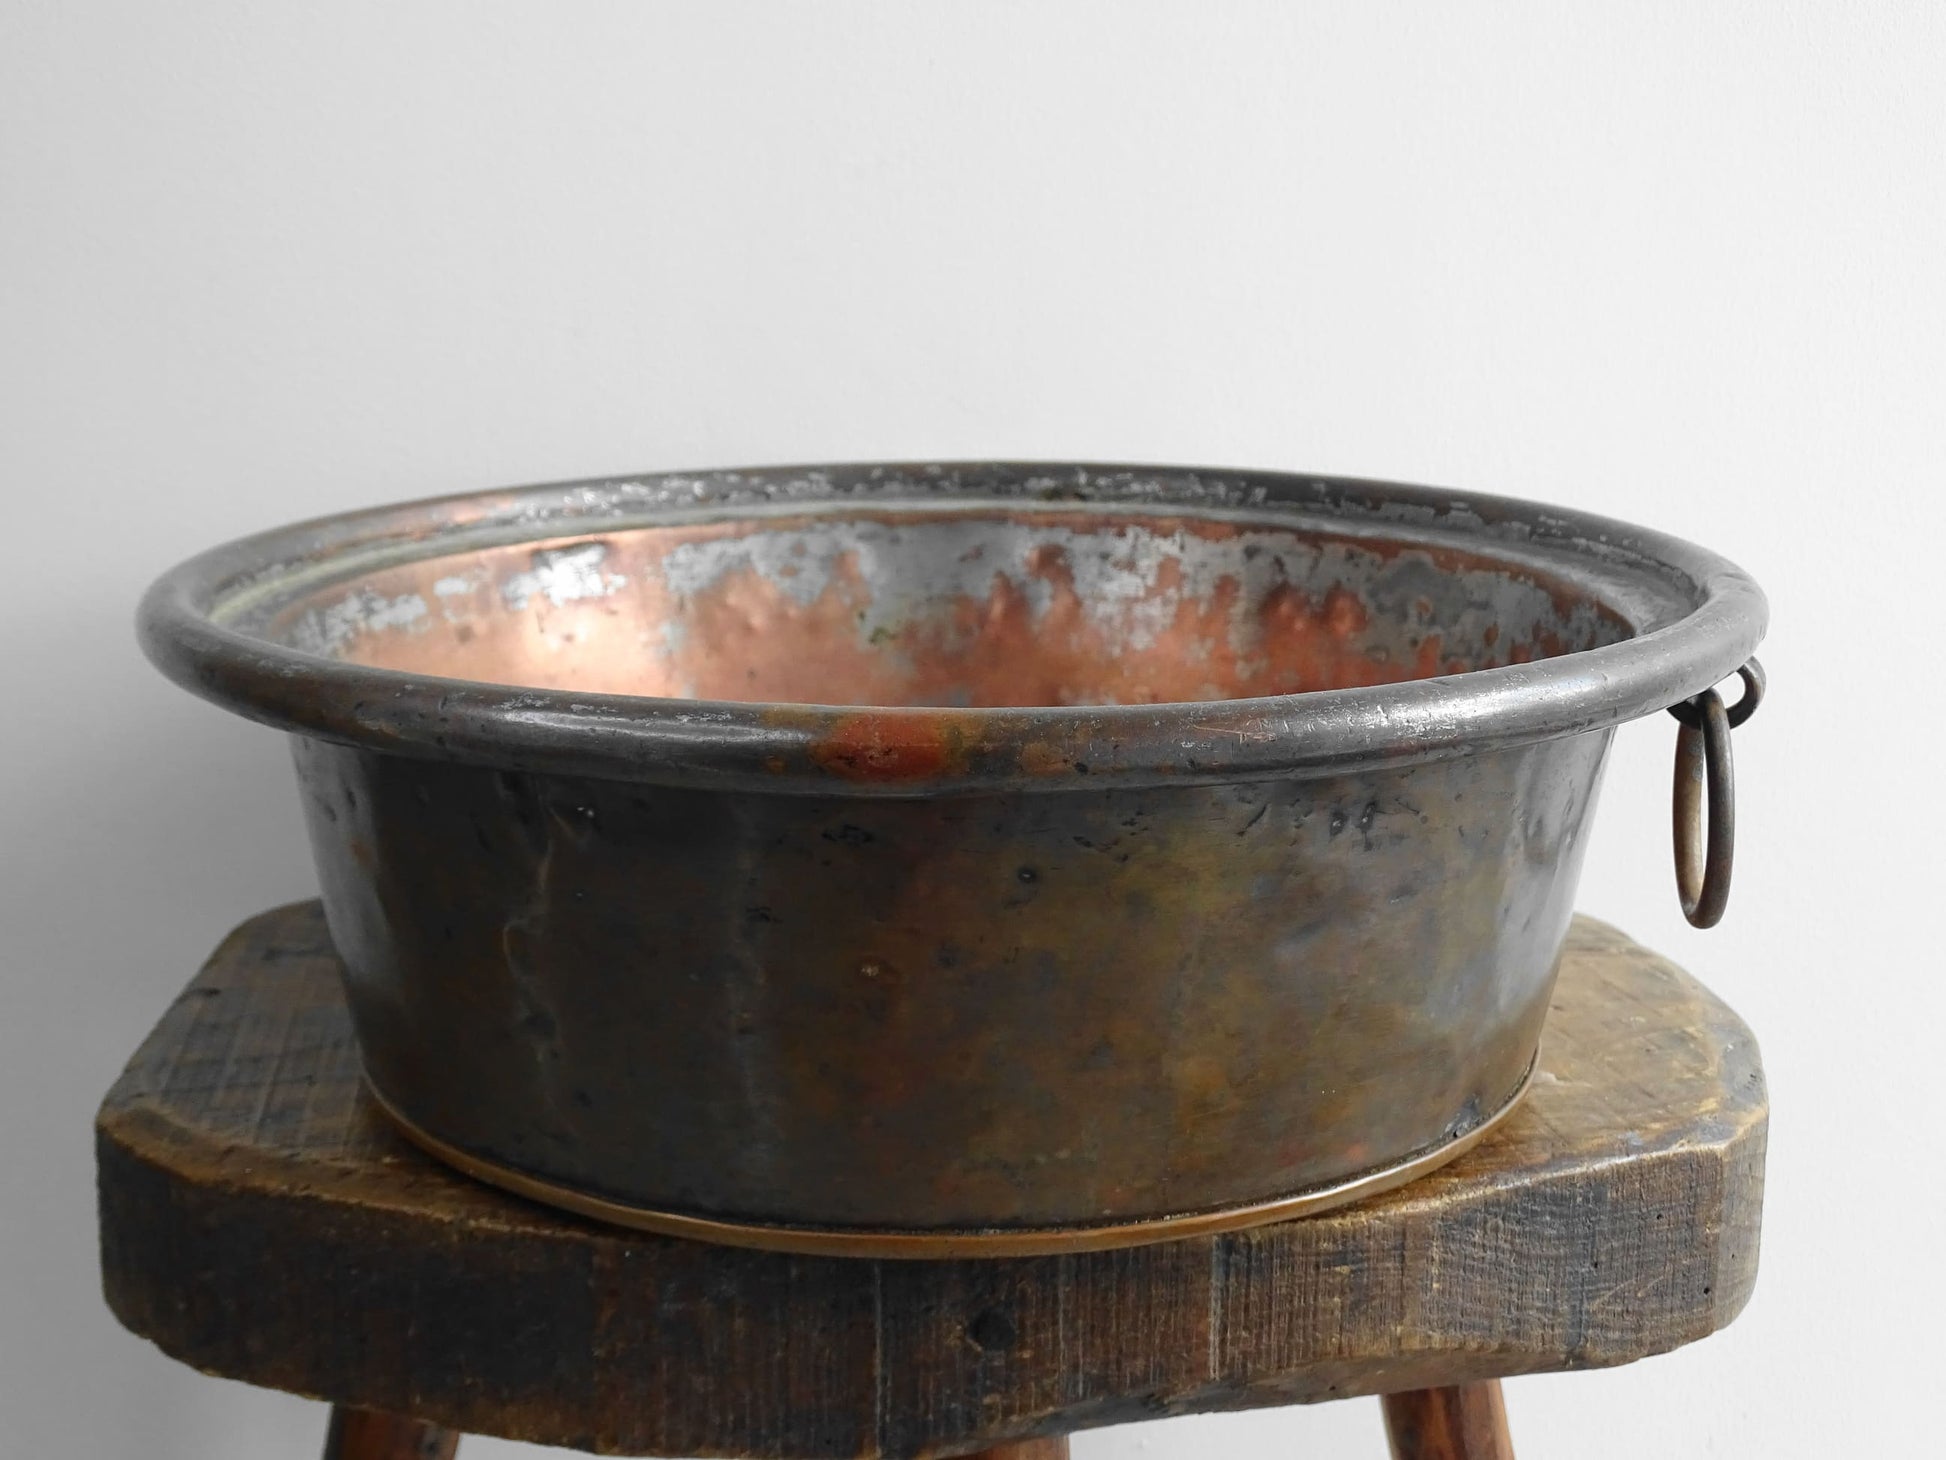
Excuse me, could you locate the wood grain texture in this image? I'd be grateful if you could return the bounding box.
[323,1407,461,1460]
[97,903,1765,1459]
[1382,1383,1513,1460]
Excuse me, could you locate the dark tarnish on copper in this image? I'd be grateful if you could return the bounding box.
[140,463,1768,1254]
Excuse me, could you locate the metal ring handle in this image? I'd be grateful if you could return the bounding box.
[1665,657,1762,928]
[1671,687,1735,927]
[1669,658,1765,730]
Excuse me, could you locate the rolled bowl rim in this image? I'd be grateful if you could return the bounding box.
[137,460,1768,794]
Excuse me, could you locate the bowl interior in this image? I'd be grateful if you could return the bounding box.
[269,506,1634,708]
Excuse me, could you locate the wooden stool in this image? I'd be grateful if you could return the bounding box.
[96,903,1765,1460]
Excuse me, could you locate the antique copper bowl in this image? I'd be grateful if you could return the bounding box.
[140,463,1767,1255]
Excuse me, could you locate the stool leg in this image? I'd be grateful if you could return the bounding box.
[961,1441,1070,1459]
[1381,1381,1513,1460]
[323,1405,460,1460]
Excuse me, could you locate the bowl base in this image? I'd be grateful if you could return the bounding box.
[365,1054,1537,1259]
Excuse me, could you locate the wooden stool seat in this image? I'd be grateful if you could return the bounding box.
[97,904,1765,1459]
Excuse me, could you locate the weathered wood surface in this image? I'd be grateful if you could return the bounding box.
[1382,1383,1513,1460]
[98,903,1764,1459]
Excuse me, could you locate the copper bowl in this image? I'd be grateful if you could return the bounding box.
[140,462,1767,1255]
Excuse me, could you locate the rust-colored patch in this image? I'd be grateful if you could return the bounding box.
[1017,740,1076,775]
[808,714,972,783]
[1413,635,1447,679]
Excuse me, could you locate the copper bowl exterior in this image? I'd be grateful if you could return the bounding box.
[140,463,1766,1254]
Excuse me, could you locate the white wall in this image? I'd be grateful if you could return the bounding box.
[4,4,1940,1455]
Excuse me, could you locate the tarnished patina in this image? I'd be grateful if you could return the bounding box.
[139,462,1768,1254]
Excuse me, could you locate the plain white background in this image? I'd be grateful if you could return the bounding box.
[4,4,1941,1456]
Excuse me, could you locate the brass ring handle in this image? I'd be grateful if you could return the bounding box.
[1667,658,1763,928]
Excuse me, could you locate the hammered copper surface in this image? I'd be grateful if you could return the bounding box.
[269,508,1628,711]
